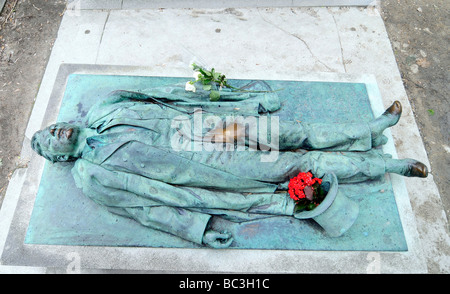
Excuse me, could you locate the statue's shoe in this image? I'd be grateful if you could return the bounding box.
[383,100,402,125]
[370,101,402,147]
[405,160,429,178]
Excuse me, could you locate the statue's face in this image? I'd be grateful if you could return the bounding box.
[31,122,80,162]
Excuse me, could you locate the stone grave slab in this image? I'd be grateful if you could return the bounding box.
[0,64,426,273]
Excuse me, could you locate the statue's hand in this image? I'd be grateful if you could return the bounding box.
[202,230,233,249]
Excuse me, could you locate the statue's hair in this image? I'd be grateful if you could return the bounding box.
[31,131,54,162]
[31,131,77,163]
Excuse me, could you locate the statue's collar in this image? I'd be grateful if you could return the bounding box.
[81,130,160,164]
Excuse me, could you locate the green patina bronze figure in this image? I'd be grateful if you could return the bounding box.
[31,81,428,248]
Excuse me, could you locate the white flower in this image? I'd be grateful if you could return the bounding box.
[185,81,196,92]
[193,71,202,80]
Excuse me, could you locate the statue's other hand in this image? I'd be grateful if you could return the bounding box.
[202,230,233,249]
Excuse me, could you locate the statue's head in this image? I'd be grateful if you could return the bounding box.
[31,122,81,162]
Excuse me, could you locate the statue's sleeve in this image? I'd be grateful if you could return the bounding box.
[71,159,211,245]
[86,81,281,129]
[90,81,280,115]
[107,206,211,245]
[141,82,281,113]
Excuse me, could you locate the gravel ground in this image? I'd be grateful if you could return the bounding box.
[0,0,65,206]
[380,0,449,224]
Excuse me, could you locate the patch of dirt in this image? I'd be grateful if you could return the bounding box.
[0,0,65,205]
[381,0,449,223]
